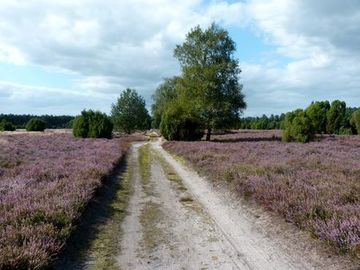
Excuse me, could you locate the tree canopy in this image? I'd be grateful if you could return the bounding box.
[174,23,246,140]
[151,77,179,128]
[111,88,151,134]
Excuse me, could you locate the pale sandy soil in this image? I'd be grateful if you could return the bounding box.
[57,139,358,269]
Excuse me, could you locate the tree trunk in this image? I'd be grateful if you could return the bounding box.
[206,128,211,141]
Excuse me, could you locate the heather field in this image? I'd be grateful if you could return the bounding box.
[163,130,360,256]
[0,132,137,269]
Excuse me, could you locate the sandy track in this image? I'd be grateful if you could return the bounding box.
[118,142,242,269]
[61,140,356,269]
[152,140,357,270]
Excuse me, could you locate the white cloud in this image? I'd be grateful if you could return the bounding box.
[0,0,359,115]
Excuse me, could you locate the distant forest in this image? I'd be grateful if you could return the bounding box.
[240,103,359,135]
[0,114,74,129]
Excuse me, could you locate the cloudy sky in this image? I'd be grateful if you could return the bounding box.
[0,0,359,116]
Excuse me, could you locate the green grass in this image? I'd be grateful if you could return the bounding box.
[138,144,153,195]
[85,160,133,270]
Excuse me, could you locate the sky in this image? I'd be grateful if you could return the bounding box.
[0,0,359,116]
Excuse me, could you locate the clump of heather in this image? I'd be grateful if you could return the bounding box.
[0,133,134,269]
[163,131,360,255]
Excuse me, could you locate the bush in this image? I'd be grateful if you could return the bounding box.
[350,109,360,135]
[73,110,113,138]
[160,103,203,141]
[339,127,353,135]
[0,119,16,131]
[282,110,315,143]
[25,118,46,131]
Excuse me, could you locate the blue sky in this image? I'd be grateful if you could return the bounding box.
[0,0,359,116]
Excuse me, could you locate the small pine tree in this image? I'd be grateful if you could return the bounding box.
[25,118,46,131]
[282,110,314,143]
[0,119,16,131]
[73,110,113,138]
[350,109,360,135]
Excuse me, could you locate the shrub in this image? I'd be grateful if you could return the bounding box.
[73,110,113,138]
[25,118,46,131]
[160,103,203,141]
[350,109,360,135]
[339,127,353,135]
[0,119,16,131]
[282,110,314,143]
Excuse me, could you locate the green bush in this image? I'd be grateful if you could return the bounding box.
[0,119,16,131]
[282,110,315,143]
[25,118,46,131]
[350,109,360,135]
[160,103,203,141]
[339,127,353,135]
[73,110,113,138]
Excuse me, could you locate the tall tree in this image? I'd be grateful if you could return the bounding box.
[111,88,150,134]
[305,101,330,134]
[326,100,346,134]
[174,23,246,141]
[151,77,179,128]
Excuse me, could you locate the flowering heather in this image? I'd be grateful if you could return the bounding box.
[0,132,136,269]
[163,131,360,255]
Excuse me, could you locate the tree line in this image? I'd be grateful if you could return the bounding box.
[283,100,360,142]
[239,114,285,130]
[0,114,74,129]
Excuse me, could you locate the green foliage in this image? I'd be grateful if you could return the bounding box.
[326,100,346,134]
[240,114,284,130]
[339,127,353,135]
[174,23,246,140]
[73,110,113,138]
[151,77,179,128]
[0,114,73,129]
[350,109,360,134]
[282,110,315,143]
[305,101,330,134]
[0,119,16,131]
[160,102,203,141]
[111,88,151,134]
[25,118,46,131]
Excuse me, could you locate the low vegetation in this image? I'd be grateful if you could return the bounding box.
[0,133,134,269]
[163,130,360,255]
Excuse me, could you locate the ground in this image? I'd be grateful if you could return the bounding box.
[57,139,357,269]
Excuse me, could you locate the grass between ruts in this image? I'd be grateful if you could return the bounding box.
[138,144,153,195]
[138,144,166,253]
[84,157,133,270]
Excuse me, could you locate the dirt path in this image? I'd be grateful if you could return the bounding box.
[118,140,357,269]
[58,140,357,269]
